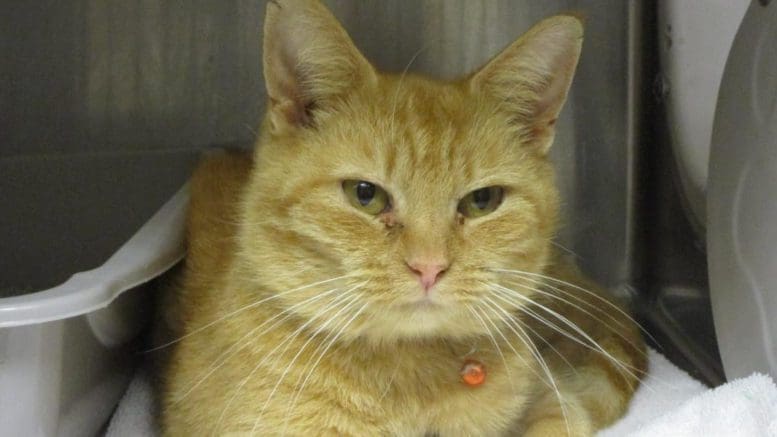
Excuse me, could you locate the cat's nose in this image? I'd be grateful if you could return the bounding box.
[406,260,449,292]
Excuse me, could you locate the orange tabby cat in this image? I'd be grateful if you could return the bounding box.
[160,0,646,435]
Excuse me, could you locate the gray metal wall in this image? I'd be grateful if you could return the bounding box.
[1,1,638,294]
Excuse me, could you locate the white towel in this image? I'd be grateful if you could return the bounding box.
[600,350,777,436]
[628,373,777,436]
[105,367,157,437]
[106,349,777,436]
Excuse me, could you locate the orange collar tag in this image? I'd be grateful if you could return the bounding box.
[460,359,486,387]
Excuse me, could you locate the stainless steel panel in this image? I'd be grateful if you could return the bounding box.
[2,1,266,155]
[0,151,199,294]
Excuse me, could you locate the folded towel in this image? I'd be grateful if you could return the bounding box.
[601,350,777,437]
[632,374,777,436]
[106,349,777,436]
[599,349,708,435]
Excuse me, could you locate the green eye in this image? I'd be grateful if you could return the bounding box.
[458,186,504,218]
[342,180,390,215]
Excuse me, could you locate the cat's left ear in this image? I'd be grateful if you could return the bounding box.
[263,0,376,135]
[469,15,583,154]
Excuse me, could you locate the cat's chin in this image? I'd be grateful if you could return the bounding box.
[395,295,445,311]
[359,300,476,341]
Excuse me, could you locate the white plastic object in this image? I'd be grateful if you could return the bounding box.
[708,0,777,380]
[658,0,749,229]
[0,185,188,437]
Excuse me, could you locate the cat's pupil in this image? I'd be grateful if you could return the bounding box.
[473,188,491,209]
[356,182,376,205]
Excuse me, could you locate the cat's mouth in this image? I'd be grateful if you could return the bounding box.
[394,289,448,313]
[398,297,443,310]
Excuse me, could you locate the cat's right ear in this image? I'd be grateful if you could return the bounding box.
[263,0,375,134]
[469,15,583,155]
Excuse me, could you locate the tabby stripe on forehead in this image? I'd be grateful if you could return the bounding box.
[383,138,398,178]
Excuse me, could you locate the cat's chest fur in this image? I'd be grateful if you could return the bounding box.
[340,338,537,436]
[199,308,539,436]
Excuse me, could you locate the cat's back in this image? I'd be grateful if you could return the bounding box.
[186,149,253,277]
[158,150,253,339]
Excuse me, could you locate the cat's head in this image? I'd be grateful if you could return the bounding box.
[238,0,583,343]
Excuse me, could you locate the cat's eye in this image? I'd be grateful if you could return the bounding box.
[458,186,504,218]
[342,180,390,215]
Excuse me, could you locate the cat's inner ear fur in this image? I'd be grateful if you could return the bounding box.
[263,0,375,134]
[470,15,583,154]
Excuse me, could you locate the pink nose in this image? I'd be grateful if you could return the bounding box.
[406,261,449,292]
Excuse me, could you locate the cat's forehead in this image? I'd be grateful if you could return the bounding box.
[342,75,521,187]
[373,75,471,132]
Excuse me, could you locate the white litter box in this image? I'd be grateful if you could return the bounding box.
[0,151,197,437]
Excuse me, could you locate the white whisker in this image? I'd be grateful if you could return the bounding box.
[506,275,630,330]
[477,294,572,436]
[490,268,657,344]
[489,284,645,384]
[493,284,665,391]
[466,304,516,392]
[211,281,366,435]
[276,300,371,436]
[147,273,355,352]
[503,278,648,359]
[173,285,346,403]
[549,240,579,258]
[252,291,367,434]
[480,295,576,374]
[377,356,402,403]
[388,43,431,135]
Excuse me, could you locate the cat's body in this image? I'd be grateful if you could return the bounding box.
[160,1,646,435]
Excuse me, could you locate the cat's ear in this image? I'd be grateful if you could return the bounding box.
[263,0,375,134]
[469,15,583,154]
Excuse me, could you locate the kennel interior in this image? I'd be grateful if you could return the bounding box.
[3,1,771,435]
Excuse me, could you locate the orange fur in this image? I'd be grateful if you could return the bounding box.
[159,1,645,435]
